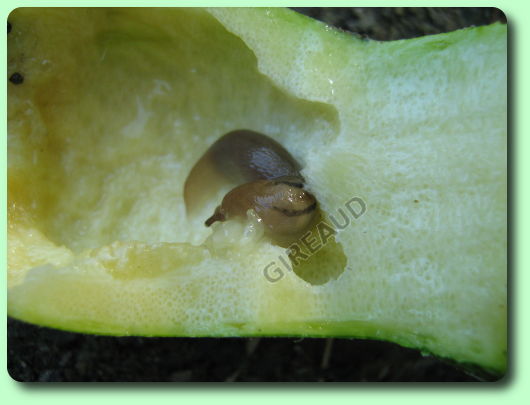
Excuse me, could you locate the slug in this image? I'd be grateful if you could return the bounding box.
[184,130,318,246]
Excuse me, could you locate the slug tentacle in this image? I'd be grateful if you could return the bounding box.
[184,130,318,246]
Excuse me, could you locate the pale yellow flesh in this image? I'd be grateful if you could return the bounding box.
[7,8,506,373]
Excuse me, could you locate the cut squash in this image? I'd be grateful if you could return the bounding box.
[7,8,507,373]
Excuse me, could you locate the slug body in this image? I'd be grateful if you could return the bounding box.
[184,130,318,246]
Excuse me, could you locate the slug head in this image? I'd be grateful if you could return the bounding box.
[205,176,318,246]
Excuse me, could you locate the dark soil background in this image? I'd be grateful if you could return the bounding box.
[7,7,506,382]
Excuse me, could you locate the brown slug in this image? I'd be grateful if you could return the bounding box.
[184,130,318,246]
